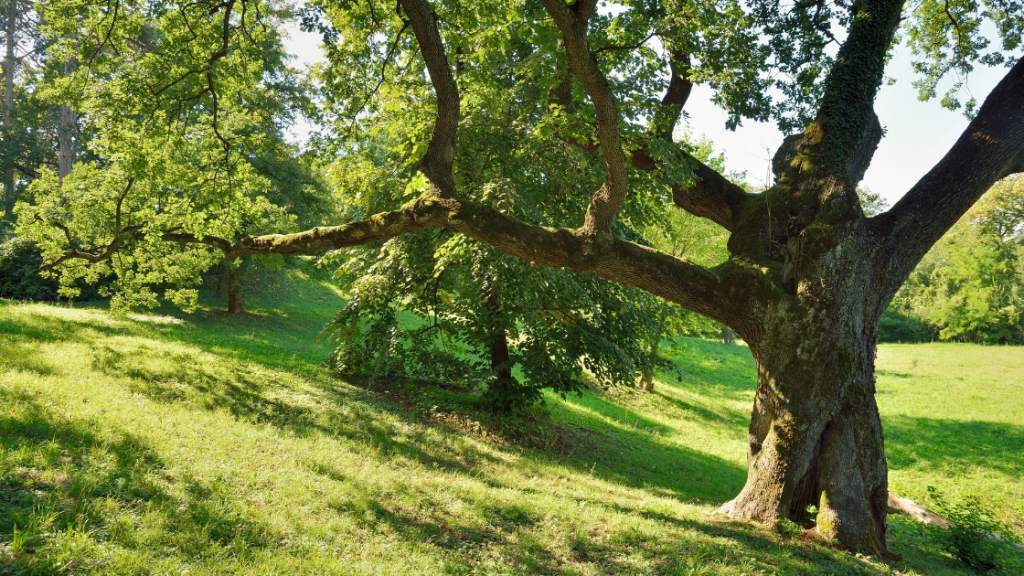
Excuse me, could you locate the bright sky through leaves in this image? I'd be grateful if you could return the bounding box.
[283,19,1006,205]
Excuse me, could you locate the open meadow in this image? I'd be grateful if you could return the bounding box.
[1,272,1022,575]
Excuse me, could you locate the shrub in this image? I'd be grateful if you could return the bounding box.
[0,236,60,301]
[0,237,108,301]
[877,303,937,343]
[926,487,1023,572]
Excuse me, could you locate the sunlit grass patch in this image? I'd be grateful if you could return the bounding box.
[1,271,1021,575]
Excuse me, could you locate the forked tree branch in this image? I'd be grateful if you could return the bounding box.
[546,30,750,231]
[875,55,1024,288]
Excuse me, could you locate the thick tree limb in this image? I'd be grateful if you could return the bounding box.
[539,0,629,235]
[875,55,1024,287]
[398,0,459,198]
[238,197,747,326]
[782,0,904,187]
[632,149,752,231]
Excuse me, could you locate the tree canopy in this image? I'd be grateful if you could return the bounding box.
[6,0,1024,557]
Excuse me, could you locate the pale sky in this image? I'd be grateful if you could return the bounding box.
[283,25,1009,206]
[683,43,1007,205]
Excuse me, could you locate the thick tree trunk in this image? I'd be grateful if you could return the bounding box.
[57,60,78,184]
[226,267,244,314]
[721,327,888,553]
[3,0,17,212]
[719,208,891,555]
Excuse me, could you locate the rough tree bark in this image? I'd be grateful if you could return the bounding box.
[2,0,17,212]
[57,59,78,184]
[45,0,1024,557]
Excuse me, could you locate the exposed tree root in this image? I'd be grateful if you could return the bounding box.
[887,493,1024,553]
[886,494,949,526]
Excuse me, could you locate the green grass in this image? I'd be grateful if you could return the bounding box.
[1,271,1021,575]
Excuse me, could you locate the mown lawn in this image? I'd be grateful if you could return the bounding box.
[1,272,1021,575]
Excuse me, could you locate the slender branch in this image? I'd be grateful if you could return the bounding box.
[114,177,135,229]
[593,30,657,54]
[347,18,411,129]
[85,0,121,67]
[653,49,693,140]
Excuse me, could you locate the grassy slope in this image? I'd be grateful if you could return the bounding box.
[876,343,1024,530]
[0,272,1020,575]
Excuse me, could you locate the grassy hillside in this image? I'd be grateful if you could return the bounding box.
[1,272,1021,575]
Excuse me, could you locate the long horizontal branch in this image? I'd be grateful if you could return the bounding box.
[39,226,234,271]
[42,193,762,339]
[241,198,749,324]
[875,55,1024,287]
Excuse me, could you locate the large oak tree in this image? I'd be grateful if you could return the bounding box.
[20,0,1024,555]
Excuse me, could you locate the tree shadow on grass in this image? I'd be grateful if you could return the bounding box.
[651,388,750,429]
[0,389,275,571]
[85,336,499,477]
[8,298,750,508]
[884,415,1024,479]
[559,422,747,505]
[561,391,677,436]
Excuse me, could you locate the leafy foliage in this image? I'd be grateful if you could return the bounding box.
[890,178,1024,344]
[906,0,1024,116]
[876,302,937,343]
[12,1,322,310]
[925,487,1024,572]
